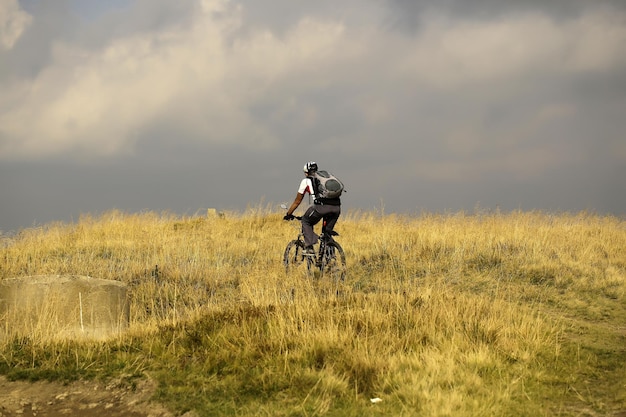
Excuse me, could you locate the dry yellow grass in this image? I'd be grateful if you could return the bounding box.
[1,207,624,416]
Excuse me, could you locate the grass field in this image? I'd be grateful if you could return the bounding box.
[1,207,625,416]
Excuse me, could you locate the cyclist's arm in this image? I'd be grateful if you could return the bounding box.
[286,193,304,216]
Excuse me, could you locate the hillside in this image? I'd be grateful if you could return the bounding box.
[1,208,625,416]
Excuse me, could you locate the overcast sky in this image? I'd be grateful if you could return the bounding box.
[1,0,625,232]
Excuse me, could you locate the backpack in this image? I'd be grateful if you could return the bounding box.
[312,170,344,199]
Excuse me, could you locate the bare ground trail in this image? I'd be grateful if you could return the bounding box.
[0,376,176,417]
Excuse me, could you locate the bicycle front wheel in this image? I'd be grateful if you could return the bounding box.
[283,240,314,275]
[320,241,346,281]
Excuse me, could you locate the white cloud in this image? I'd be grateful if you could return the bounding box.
[395,11,626,88]
[0,0,31,50]
[0,1,351,160]
[1,1,625,166]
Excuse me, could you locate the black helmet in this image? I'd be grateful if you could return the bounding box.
[303,161,318,174]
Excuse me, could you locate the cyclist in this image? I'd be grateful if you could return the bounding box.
[283,161,341,253]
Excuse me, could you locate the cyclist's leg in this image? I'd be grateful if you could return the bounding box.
[321,205,341,236]
[302,205,323,247]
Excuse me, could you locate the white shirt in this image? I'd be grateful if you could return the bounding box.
[298,177,316,201]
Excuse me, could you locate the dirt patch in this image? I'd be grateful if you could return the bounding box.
[0,375,176,417]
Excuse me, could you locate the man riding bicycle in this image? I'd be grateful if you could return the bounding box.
[283,162,341,254]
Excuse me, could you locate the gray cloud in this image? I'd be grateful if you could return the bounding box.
[382,0,626,32]
[1,0,32,50]
[1,0,625,231]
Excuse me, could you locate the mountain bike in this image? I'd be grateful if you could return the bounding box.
[283,215,346,281]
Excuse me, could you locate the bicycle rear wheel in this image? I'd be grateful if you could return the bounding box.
[320,241,346,281]
[283,240,314,275]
